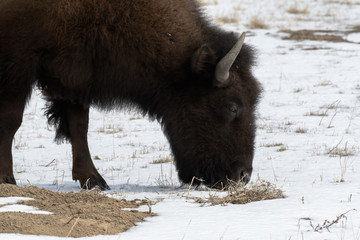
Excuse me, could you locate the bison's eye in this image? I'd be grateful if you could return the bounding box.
[226,104,238,114]
[225,103,239,119]
[218,103,241,121]
[216,100,243,121]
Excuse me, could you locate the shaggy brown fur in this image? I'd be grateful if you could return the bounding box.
[0,0,261,189]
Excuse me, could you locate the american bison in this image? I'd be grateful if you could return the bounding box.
[0,0,261,190]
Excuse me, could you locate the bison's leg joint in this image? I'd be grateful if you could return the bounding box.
[60,102,110,190]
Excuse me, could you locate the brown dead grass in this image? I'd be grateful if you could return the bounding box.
[191,179,284,206]
[327,142,355,157]
[310,209,357,232]
[281,25,360,43]
[0,184,152,238]
[287,5,309,15]
[306,111,328,117]
[263,143,285,148]
[198,0,218,5]
[151,156,173,164]
[351,25,360,32]
[282,30,350,43]
[295,127,308,133]
[216,14,240,24]
[248,16,269,29]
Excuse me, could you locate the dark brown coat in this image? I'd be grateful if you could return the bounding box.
[0,0,261,189]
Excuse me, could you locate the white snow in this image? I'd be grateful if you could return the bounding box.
[0,197,33,205]
[1,0,360,239]
[347,33,360,43]
[0,197,52,215]
[0,204,52,215]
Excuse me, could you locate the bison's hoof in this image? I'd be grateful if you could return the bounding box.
[75,175,110,191]
[0,175,17,185]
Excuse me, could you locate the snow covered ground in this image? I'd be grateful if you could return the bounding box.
[1,0,360,239]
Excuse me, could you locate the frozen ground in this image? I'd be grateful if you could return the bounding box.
[1,0,360,239]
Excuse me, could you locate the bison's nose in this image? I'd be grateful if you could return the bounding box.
[239,169,252,185]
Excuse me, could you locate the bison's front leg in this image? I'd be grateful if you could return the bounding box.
[0,97,25,185]
[66,104,110,190]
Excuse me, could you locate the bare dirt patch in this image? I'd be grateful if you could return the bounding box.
[0,184,152,238]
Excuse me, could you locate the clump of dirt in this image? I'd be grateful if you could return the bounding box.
[191,179,285,206]
[0,184,152,238]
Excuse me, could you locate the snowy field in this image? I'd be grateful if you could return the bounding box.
[1,0,360,239]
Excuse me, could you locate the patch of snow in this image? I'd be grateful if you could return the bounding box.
[0,197,33,205]
[347,33,360,43]
[0,197,52,215]
[0,204,52,215]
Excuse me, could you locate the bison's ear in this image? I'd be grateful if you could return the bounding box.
[191,44,216,75]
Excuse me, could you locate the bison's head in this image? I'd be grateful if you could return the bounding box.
[162,33,261,189]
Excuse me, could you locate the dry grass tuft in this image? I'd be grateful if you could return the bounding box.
[306,111,328,117]
[262,143,284,148]
[326,0,354,5]
[310,209,357,232]
[295,127,308,133]
[314,80,333,87]
[248,16,268,29]
[198,0,218,6]
[327,141,355,157]
[191,179,284,206]
[129,115,142,120]
[293,88,303,93]
[277,145,288,152]
[216,11,240,24]
[282,30,350,43]
[151,156,173,164]
[98,124,123,134]
[287,4,309,15]
[262,143,288,152]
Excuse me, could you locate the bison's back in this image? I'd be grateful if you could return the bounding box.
[1,0,206,65]
[42,0,206,69]
[0,0,207,101]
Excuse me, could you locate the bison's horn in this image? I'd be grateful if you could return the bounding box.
[215,32,246,84]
